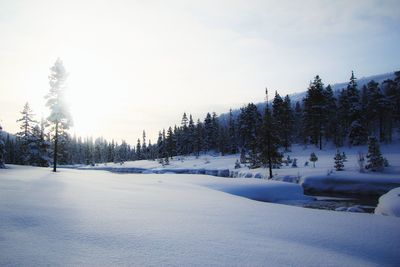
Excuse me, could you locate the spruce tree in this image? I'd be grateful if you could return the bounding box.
[382,78,399,142]
[157,131,165,164]
[31,123,51,167]
[323,85,339,145]
[0,124,5,168]
[337,89,350,146]
[260,89,282,177]
[187,114,195,154]
[347,71,367,145]
[136,139,141,160]
[334,150,344,171]
[16,102,37,164]
[194,120,203,157]
[309,152,318,168]
[166,127,176,158]
[45,58,72,172]
[203,113,213,151]
[293,101,304,143]
[281,95,294,151]
[365,137,384,171]
[142,130,147,159]
[228,109,238,154]
[238,103,262,156]
[303,75,326,149]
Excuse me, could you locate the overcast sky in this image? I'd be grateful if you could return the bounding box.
[1,0,399,144]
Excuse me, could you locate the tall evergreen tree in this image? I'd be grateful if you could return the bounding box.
[0,124,5,168]
[30,122,51,167]
[281,95,294,151]
[45,58,72,172]
[228,109,238,154]
[347,71,367,145]
[238,103,262,154]
[187,114,195,154]
[293,101,304,143]
[203,113,213,151]
[166,127,176,158]
[260,91,282,177]
[323,85,339,145]
[16,102,37,164]
[303,75,326,149]
[337,89,350,146]
[194,120,203,157]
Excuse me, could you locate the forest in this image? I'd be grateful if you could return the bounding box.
[1,70,400,170]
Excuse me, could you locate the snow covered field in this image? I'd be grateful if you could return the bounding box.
[1,165,400,266]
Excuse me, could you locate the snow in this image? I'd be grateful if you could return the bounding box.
[375,187,400,217]
[300,172,400,195]
[81,143,400,196]
[1,165,400,266]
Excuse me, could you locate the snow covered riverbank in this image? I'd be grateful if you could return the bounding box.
[1,165,400,266]
[76,143,400,197]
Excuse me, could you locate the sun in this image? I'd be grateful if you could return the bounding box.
[64,55,119,138]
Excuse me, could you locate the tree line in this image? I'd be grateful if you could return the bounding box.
[1,65,399,174]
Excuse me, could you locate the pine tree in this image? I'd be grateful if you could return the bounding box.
[187,114,195,154]
[16,102,37,164]
[0,124,5,168]
[166,126,176,158]
[334,150,344,171]
[203,113,213,151]
[217,126,229,155]
[179,113,189,155]
[303,75,326,149]
[142,130,147,159]
[260,98,282,177]
[238,103,262,156]
[156,131,165,164]
[45,58,72,172]
[337,89,350,146]
[4,133,17,164]
[136,139,142,160]
[293,101,304,143]
[382,77,399,142]
[281,95,294,151]
[323,85,339,145]
[365,137,384,171]
[30,123,51,167]
[194,120,203,157]
[228,109,238,154]
[309,152,318,168]
[346,71,367,145]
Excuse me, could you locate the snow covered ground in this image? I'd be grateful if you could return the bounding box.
[1,165,400,266]
[82,143,400,197]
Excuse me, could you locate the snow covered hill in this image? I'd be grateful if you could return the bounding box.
[1,166,399,266]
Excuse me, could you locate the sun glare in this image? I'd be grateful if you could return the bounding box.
[65,54,119,138]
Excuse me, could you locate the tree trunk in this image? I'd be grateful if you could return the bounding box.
[53,122,58,172]
[267,134,273,179]
[379,115,384,142]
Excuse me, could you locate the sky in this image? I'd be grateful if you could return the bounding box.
[1,0,399,144]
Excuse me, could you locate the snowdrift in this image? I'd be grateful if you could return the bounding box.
[375,187,400,217]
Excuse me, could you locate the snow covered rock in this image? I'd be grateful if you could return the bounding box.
[375,187,400,217]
